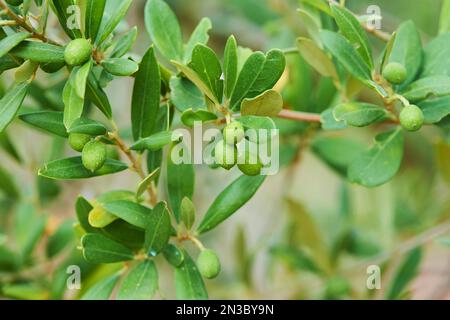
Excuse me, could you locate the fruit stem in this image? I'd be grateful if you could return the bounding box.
[393,94,410,107]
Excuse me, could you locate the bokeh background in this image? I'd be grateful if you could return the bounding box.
[0,0,449,299]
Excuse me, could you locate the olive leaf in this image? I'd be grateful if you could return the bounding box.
[0,82,29,133]
[418,96,450,123]
[184,18,212,63]
[145,201,171,257]
[68,118,107,136]
[81,274,120,300]
[130,131,175,152]
[421,33,450,77]
[331,4,373,70]
[11,41,65,64]
[230,49,286,109]
[86,73,112,119]
[81,233,135,263]
[175,250,208,300]
[0,32,31,58]
[63,68,85,129]
[167,143,195,221]
[169,77,205,112]
[38,157,128,180]
[50,0,82,39]
[85,0,106,41]
[145,0,183,61]
[46,220,75,258]
[223,35,238,99]
[348,128,404,188]
[386,248,422,299]
[180,197,195,230]
[19,111,67,137]
[0,131,22,163]
[333,102,389,127]
[236,115,276,131]
[111,27,138,58]
[136,168,160,198]
[96,0,132,45]
[131,46,161,141]
[102,200,151,229]
[320,109,347,131]
[297,9,322,46]
[181,109,218,127]
[101,58,139,77]
[241,89,283,117]
[0,165,19,199]
[296,37,338,79]
[117,260,158,300]
[197,175,266,234]
[401,76,450,102]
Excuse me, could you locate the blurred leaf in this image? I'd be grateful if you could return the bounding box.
[333,102,389,127]
[0,165,19,199]
[85,0,106,41]
[181,109,217,127]
[435,139,450,186]
[82,233,134,263]
[117,260,158,300]
[39,157,128,180]
[241,89,283,117]
[387,21,422,89]
[230,50,285,109]
[46,220,75,258]
[421,33,450,77]
[0,82,29,133]
[331,4,373,69]
[81,273,120,300]
[102,200,151,229]
[145,0,183,61]
[349,128,404,188]
[320,30,371,82]
[102,58,138,77]
[386,248,422,299]
[167,143,195,221]
[270,245,320,273]
[19,111,67,137]
[223,35,238,99]
[197,175,265,234]
[0,131,21,162]
[0,244,19,271]
[145,202,171,257]
[2,283,49,300]
[297,37,337,79]
[437,237,450,247]
[175,251,208,300]
[184,18,212,63]
[14,203,46,260]
[439,0,450,34]
[401,76,450,102]
[132,46,161,141]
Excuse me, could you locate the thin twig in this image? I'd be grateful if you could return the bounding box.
[277,109,322,123]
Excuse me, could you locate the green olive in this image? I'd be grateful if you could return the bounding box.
[223,122,245,145]
[383,62,407,85]
[64,39,93,66]
[82,140,107,172]
[196,249,221,279]
[69,133,92,152]
[399,105,424,132]
[237,146,263,176]
[214,140,237,170]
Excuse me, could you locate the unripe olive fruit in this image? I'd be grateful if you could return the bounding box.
[383,62,407,85]
[214,140,237,170]
[399,105,424,132]
[6,0,23,6]
[238,147,263,176]
[223,122,245,145]
[196,249,221,279]
[82,140,107,172]
[69,133,92,152]
[64,39,93,66]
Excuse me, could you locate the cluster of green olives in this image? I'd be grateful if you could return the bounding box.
[69,133,107,172]
[196,249,221,279]
[382,62,424,132]
[213,122,265,176]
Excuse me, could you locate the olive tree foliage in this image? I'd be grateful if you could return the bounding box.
[0,0,449,300]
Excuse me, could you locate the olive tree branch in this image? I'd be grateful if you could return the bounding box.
[0,0,61,45]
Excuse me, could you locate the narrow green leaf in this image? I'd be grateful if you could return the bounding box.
[418,96,450,124]
[386,248,422,299]
[333,102,389,127]
[180,197,195,230]
[348,128,404,188]
[297,9,322,45]
[439,0,450,34]
[223,35,238,99]
[11,41,65,63]
[46,220,75,258]
[130,131,175,151]
[0,165,19,199]
[181,109,218,127]
[117,260,158,300]
[169,76,205,112]
[74,60,92,98]
[145,202,171,257]
[38,157,128,180]
[145,0,183,61]
[14,203,47,259]
[102,200,151,229]
[85,0,106,41]
[0,82,29,133]
[131,46,161,140]
[86,73,112,119]
[241,89,283,117]
[19,111,67,137]
[96,0,132,45]
[0,131,21,162]
[0,32,31,58]
[331,4,373,69]
[175,251,208,300]
[184,18,212,63]
[102,58,138,76]
[320,30,371,81]
[296,37,338,79]
[81,274,120,300]
[81,233,134,263]
[197,175,266,234]
[111,27,138,58]
[401,76,450,102]
[50,0,82,39]
[167,143,195,221]
[63,69,84,129]
[68,117,107,135]
[136,168,160,198]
